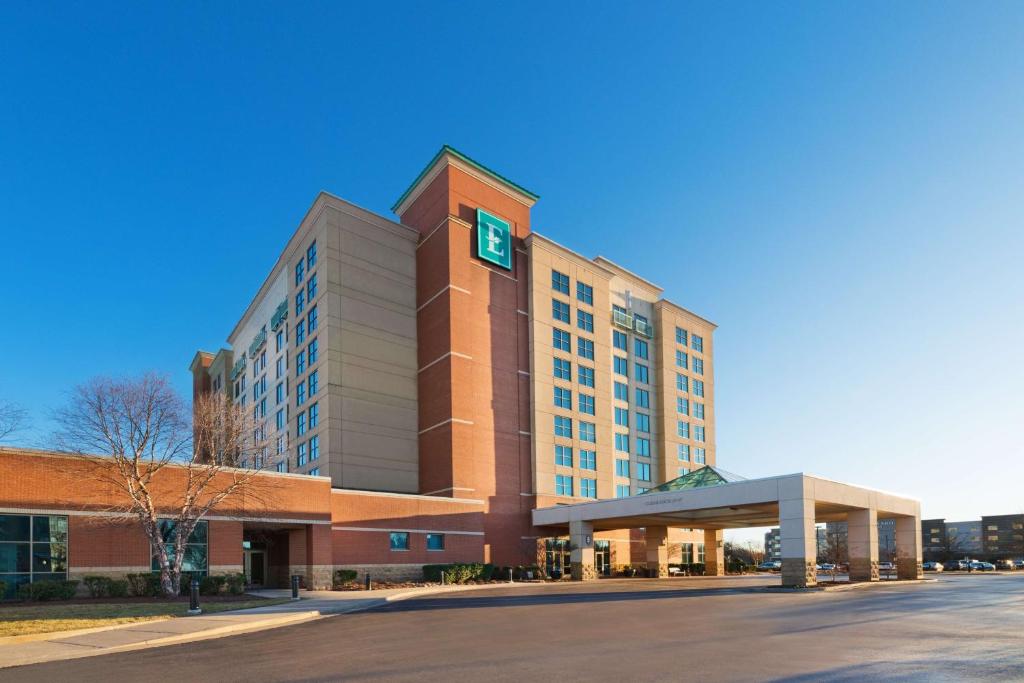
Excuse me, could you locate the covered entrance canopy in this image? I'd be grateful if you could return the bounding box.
[532,467,922,587]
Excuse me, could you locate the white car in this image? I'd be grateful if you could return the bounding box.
[922,561,944,572]
[878,561,895,571]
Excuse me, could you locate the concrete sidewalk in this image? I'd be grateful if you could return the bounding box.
[0,582,529,670]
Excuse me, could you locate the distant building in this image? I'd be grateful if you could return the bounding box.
[981,515,1024,560]
[946,520,982,554]
[823,519,896,561]
[764,528,781,561]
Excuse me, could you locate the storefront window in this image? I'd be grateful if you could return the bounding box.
[0,514,68,598]
[151,520,208,576]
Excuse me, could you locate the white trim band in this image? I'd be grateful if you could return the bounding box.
[332,526,484,537]
[419,417,473,434]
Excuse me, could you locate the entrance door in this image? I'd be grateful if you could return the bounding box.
[244,550,267,586]
[595,541,611,576]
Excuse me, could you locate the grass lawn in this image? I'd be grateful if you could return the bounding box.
[0,598,292,638]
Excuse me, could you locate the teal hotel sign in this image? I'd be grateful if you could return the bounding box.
[476,208,512,270]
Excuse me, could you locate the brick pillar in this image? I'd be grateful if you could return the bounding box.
[569,520,596,580]
[287,528,308,588]
[848,508,879,582]
[895,516,923,580]
[645,526,669,578]
[780,496,817,587]
[704,529,725,576]
[306,523,333,589]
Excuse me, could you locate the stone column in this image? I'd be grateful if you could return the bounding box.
[780,494,817,588]
[704,529,725,576]
[848,508,879,582]
[645,526,669,577]
[895,516,923,580]
[569,520,596,581]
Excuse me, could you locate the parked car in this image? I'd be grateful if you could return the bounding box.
[757,561,782,572]
[945,560,968,571]
[878,561,895,571]
[969,561,995,571]
[922,561,944,572]
[820,563,836,571]
[1014,559,1024,570]
[996,559,1014,570]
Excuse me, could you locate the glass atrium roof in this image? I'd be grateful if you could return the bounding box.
[640,465,748,494]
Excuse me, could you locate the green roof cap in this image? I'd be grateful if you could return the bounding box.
[391,145,539,213]
[640,466,747,494]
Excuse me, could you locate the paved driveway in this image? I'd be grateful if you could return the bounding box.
[5,574,1023,682]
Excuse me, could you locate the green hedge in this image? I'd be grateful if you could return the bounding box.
[422,563,496,583]
[82,575,131,598]
[199,575,227,596]
[333,569,358,586]
[125,573,162,597]
[17,580,79,601]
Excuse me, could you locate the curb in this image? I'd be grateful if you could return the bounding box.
[0,617,177,646]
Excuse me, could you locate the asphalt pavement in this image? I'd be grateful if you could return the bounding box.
[5,573,1023,682]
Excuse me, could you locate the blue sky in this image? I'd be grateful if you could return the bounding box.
[1,2,1021,534]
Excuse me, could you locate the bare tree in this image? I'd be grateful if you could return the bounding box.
[823,528,847,583]
[0,400,28,442]
[54,374,271,598]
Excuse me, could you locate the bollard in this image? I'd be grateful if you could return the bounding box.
[365,573,371,591]
[508,567,513,583]
[291,574,300,601]
[441,571,445,586]
[188,577,201,615]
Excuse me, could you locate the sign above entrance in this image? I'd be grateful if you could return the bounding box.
[476,208,512,270]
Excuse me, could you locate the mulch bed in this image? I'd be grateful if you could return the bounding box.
[0,594,272,608]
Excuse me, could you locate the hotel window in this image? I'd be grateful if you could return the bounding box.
[390,532,410,551]
[276,409,285,431]
[615,459,630,477]
[577,310,594,332]
[676,327,687,346]
[694,426,705,442]
[614,407,629,427]
[694,358,704,376]
[296,351,306,376]
[151,520,207,576]
[576,282,593,305]
[693,380,705,397]
[612,330,627,351]
[296,381,306,406]
[636,462,651,482]
[616,484,630,498]
[678,444,690,461]
[554,387,572,409]
[581,478,597,498]
[276,461,286,473]
[297,442,307,466]
[614,382,628,401]
[555,474,573,497]
[307,274,318,301]
[675,350,688,369]
[554,357,571,380]
[580,450,596,470]
[552,298,570,323]
[578,366,595,387]
[678,421,690,439]
[697,544,705,563]
[577,338,594,360]
[309,435,320,460]
[677,398,689,415]
[276,330,285,353]
[276,435,286,455]
[637,438,651,457]
[635,363,649,384]
[693,402,705,420]
[426,534,445,551]
[635,388,650,409]
[678,467,689,477]
[276,357,285,379]
[634,339,648,360]
[636,413,650,433]
[615,433,629,453]
[297,412,307,436]
[692,334,703,352]
[309,402,319,428]
[307,306,318,332]
[308,339,318,364]
[552,270,570,295]
[295,259,304,286]
[0,514,68,596]
[296,290,305,315]
[580,422,596,443]
[307,241,317,269]
[681,543,693,564]
[555,445,573,467]
[614,356,628,376]
[676,373,688,392]
[309,467,320,476]
[296,320,306,345]
[579,394,595,415]
[694,447,706,464]
[554,416,572,438]
[276,382,284,405]
[553,328,571,352]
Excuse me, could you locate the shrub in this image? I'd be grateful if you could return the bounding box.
[225,573,245,595]
[125,573,162,597]
[423,563,492,584]
[83,575,112,598]
[333,569,358,587]
[107,579,129,598]
[199,575,226,596]
[17,580,79,601]
[0,580,7,600]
